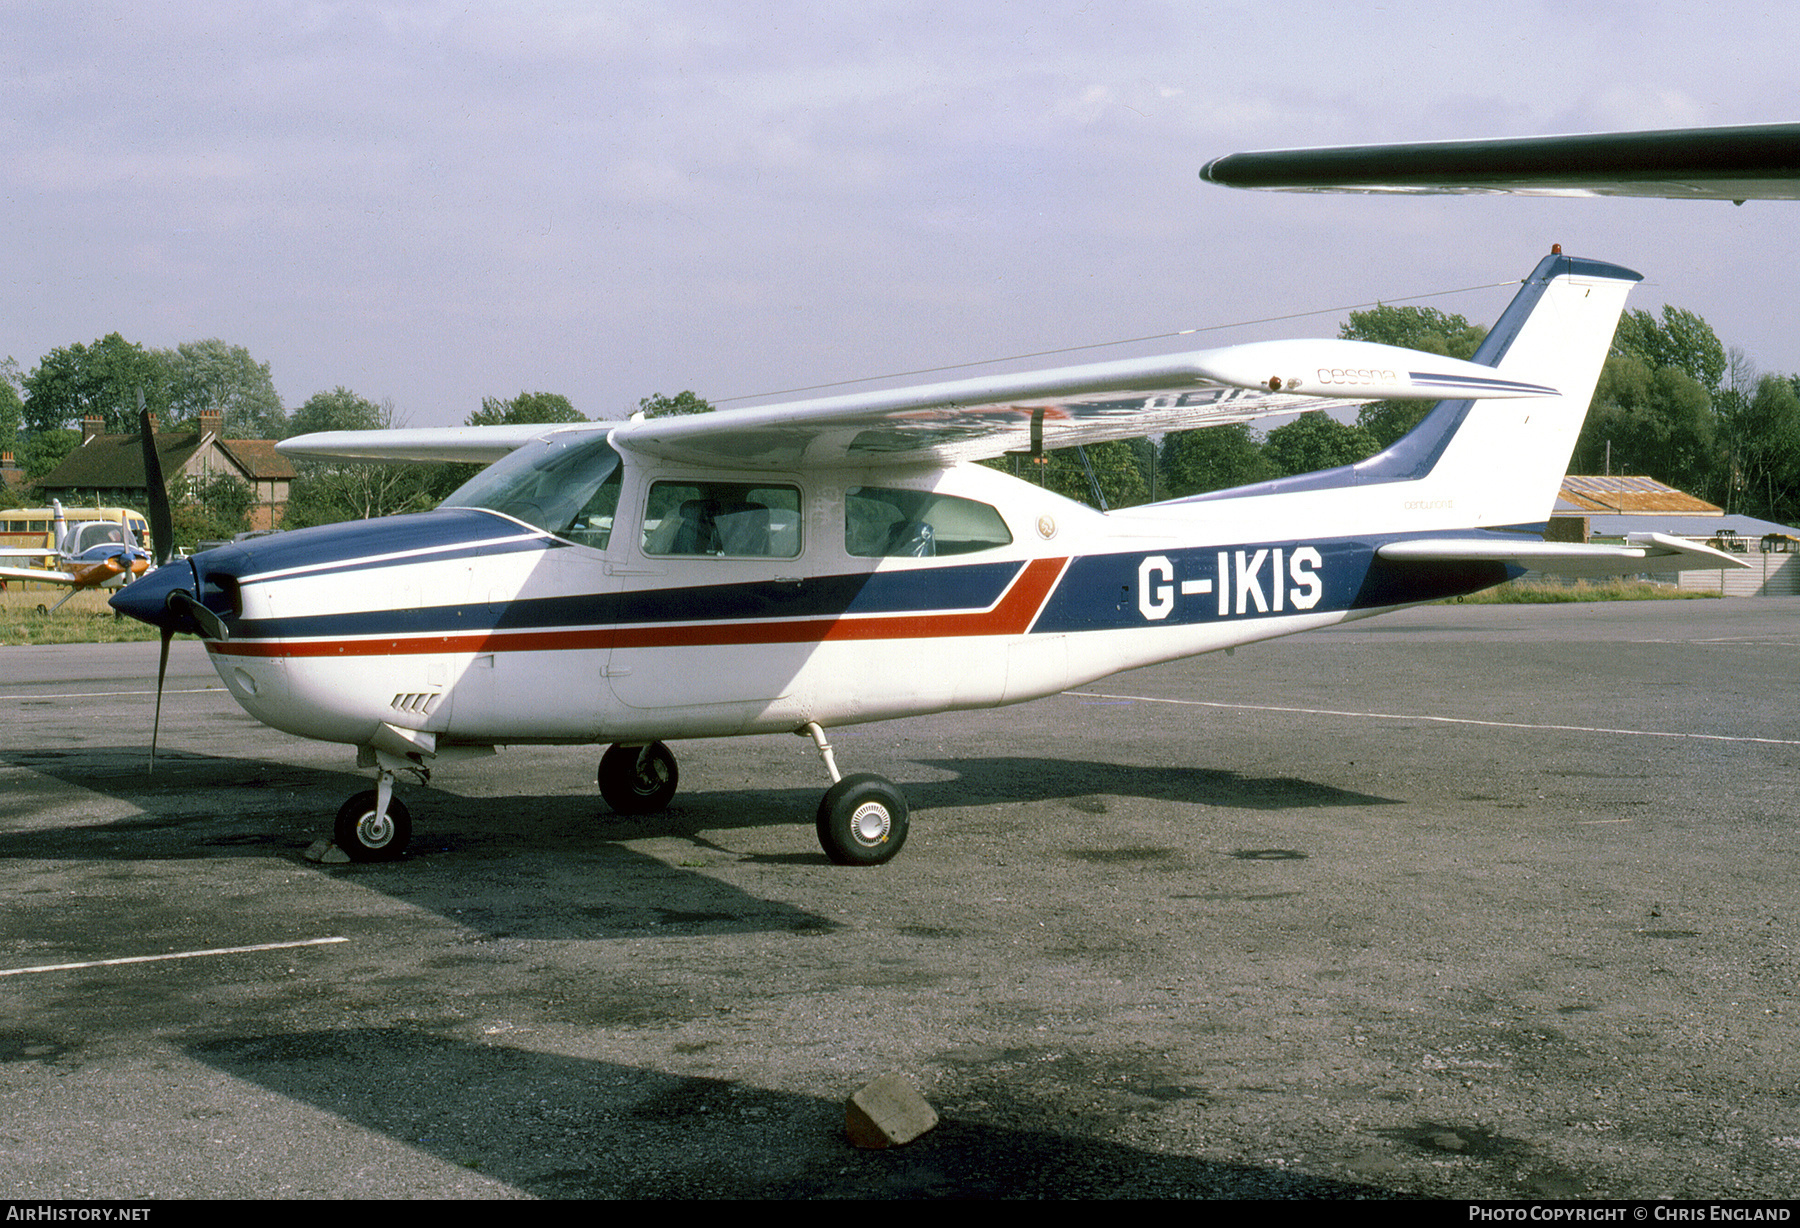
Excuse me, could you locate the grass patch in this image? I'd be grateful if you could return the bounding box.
[1442,579,1721,604]
[0,587,162,645]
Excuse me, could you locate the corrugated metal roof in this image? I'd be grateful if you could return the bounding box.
[1558,475,1722,514]
[1586,513,1800,539]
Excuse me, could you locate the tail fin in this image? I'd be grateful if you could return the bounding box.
[1179,251,1640,530]
[1408,251,1639,526]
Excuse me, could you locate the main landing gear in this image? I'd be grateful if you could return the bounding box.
[594,725,911,865]
[597,741,679,813]
[803,723,910,866]
[323,728,912,866]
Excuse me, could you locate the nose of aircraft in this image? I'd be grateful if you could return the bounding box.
[110,556,233,641]
[110,558,191,628]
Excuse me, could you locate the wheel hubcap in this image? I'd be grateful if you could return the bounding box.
[849,801,890,846]
[358,811,393,848]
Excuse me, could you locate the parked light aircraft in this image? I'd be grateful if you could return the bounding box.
[111,249,1744,865]
[0,501,152,613]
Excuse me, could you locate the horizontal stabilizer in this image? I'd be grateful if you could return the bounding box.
[1377,532,1750,576]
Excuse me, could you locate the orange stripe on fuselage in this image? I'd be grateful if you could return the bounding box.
[209,557,1070,659]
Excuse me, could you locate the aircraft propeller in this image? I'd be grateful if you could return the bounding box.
[116,397,231,768]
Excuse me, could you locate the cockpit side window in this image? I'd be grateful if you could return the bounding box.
[642,481,802,558]
[845,487,1012,557]
[441,435,623,548]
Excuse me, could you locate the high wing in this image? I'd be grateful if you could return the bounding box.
[1200,122,1800,201]
[279,338,1558,471]
[1378,532,1750,576]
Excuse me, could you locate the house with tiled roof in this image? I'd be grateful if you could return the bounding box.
[31,409,295,531]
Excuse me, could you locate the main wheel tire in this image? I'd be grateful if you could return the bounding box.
[598,741,679,814]
[816,774,909,866]
[334,790,412,862]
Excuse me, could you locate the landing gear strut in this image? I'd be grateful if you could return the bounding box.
[802,723,909,865]
[599,741,679,814]
[328,745,428,862]
[334,789,412,862]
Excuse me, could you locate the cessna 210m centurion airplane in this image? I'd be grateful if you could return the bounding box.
[112,249,1743,865]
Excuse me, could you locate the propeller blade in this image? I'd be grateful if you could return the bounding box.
[167,589,229,642]
[150,626,172,771]
[138,391,173,568]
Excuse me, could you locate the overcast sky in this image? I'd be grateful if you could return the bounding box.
[4,1,1796,428]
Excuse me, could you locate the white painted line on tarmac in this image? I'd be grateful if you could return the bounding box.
[1065,691,1800,747]
[0,936,349,978]
[0,687,223,700]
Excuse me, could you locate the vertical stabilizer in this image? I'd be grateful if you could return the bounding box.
[1175,251,1640,531]
[1416,253,1640,526]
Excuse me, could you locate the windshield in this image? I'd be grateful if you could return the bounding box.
[441,434,623,549]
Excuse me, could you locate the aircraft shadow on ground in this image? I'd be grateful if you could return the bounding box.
[0,746,1393,941]
[185,1027,1397,1199]
[0,747,839,942]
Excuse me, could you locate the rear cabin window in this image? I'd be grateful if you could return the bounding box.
[642,481,802,558]
[845,487,1012,557]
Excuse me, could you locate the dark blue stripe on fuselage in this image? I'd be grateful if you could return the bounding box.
[226,555,1025,640]
[1029,532,1517,633]
[199,509,556,584]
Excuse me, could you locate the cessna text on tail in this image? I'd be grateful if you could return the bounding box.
[111,251,1743,865]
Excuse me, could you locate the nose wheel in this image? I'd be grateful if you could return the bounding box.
[333,789,412,862]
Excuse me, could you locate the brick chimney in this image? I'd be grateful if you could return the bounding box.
[198,408,222,438]
[82,413,103,443]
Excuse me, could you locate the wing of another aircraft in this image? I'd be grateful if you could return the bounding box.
[0,564,82,585]
[280,337,1559,471]
[1200,122,1800,201]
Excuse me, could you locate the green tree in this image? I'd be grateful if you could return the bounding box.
[170,471,255,548]
[468,391,585,427]
[281,390,442,527]
[993,443,1150,510]
[0,357,22,460]
[1159,423,1277,496]
[1263,412,1379,476]
[285,387,388,438]
[1572,355,1717,495]
[24,333,168,434]
[1613,306,1727,391]
[21,428,80,480]
[1339,304,1485,359]
[160,339,285,438]
[1723,373,1800,523]
[637,391,713,417]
